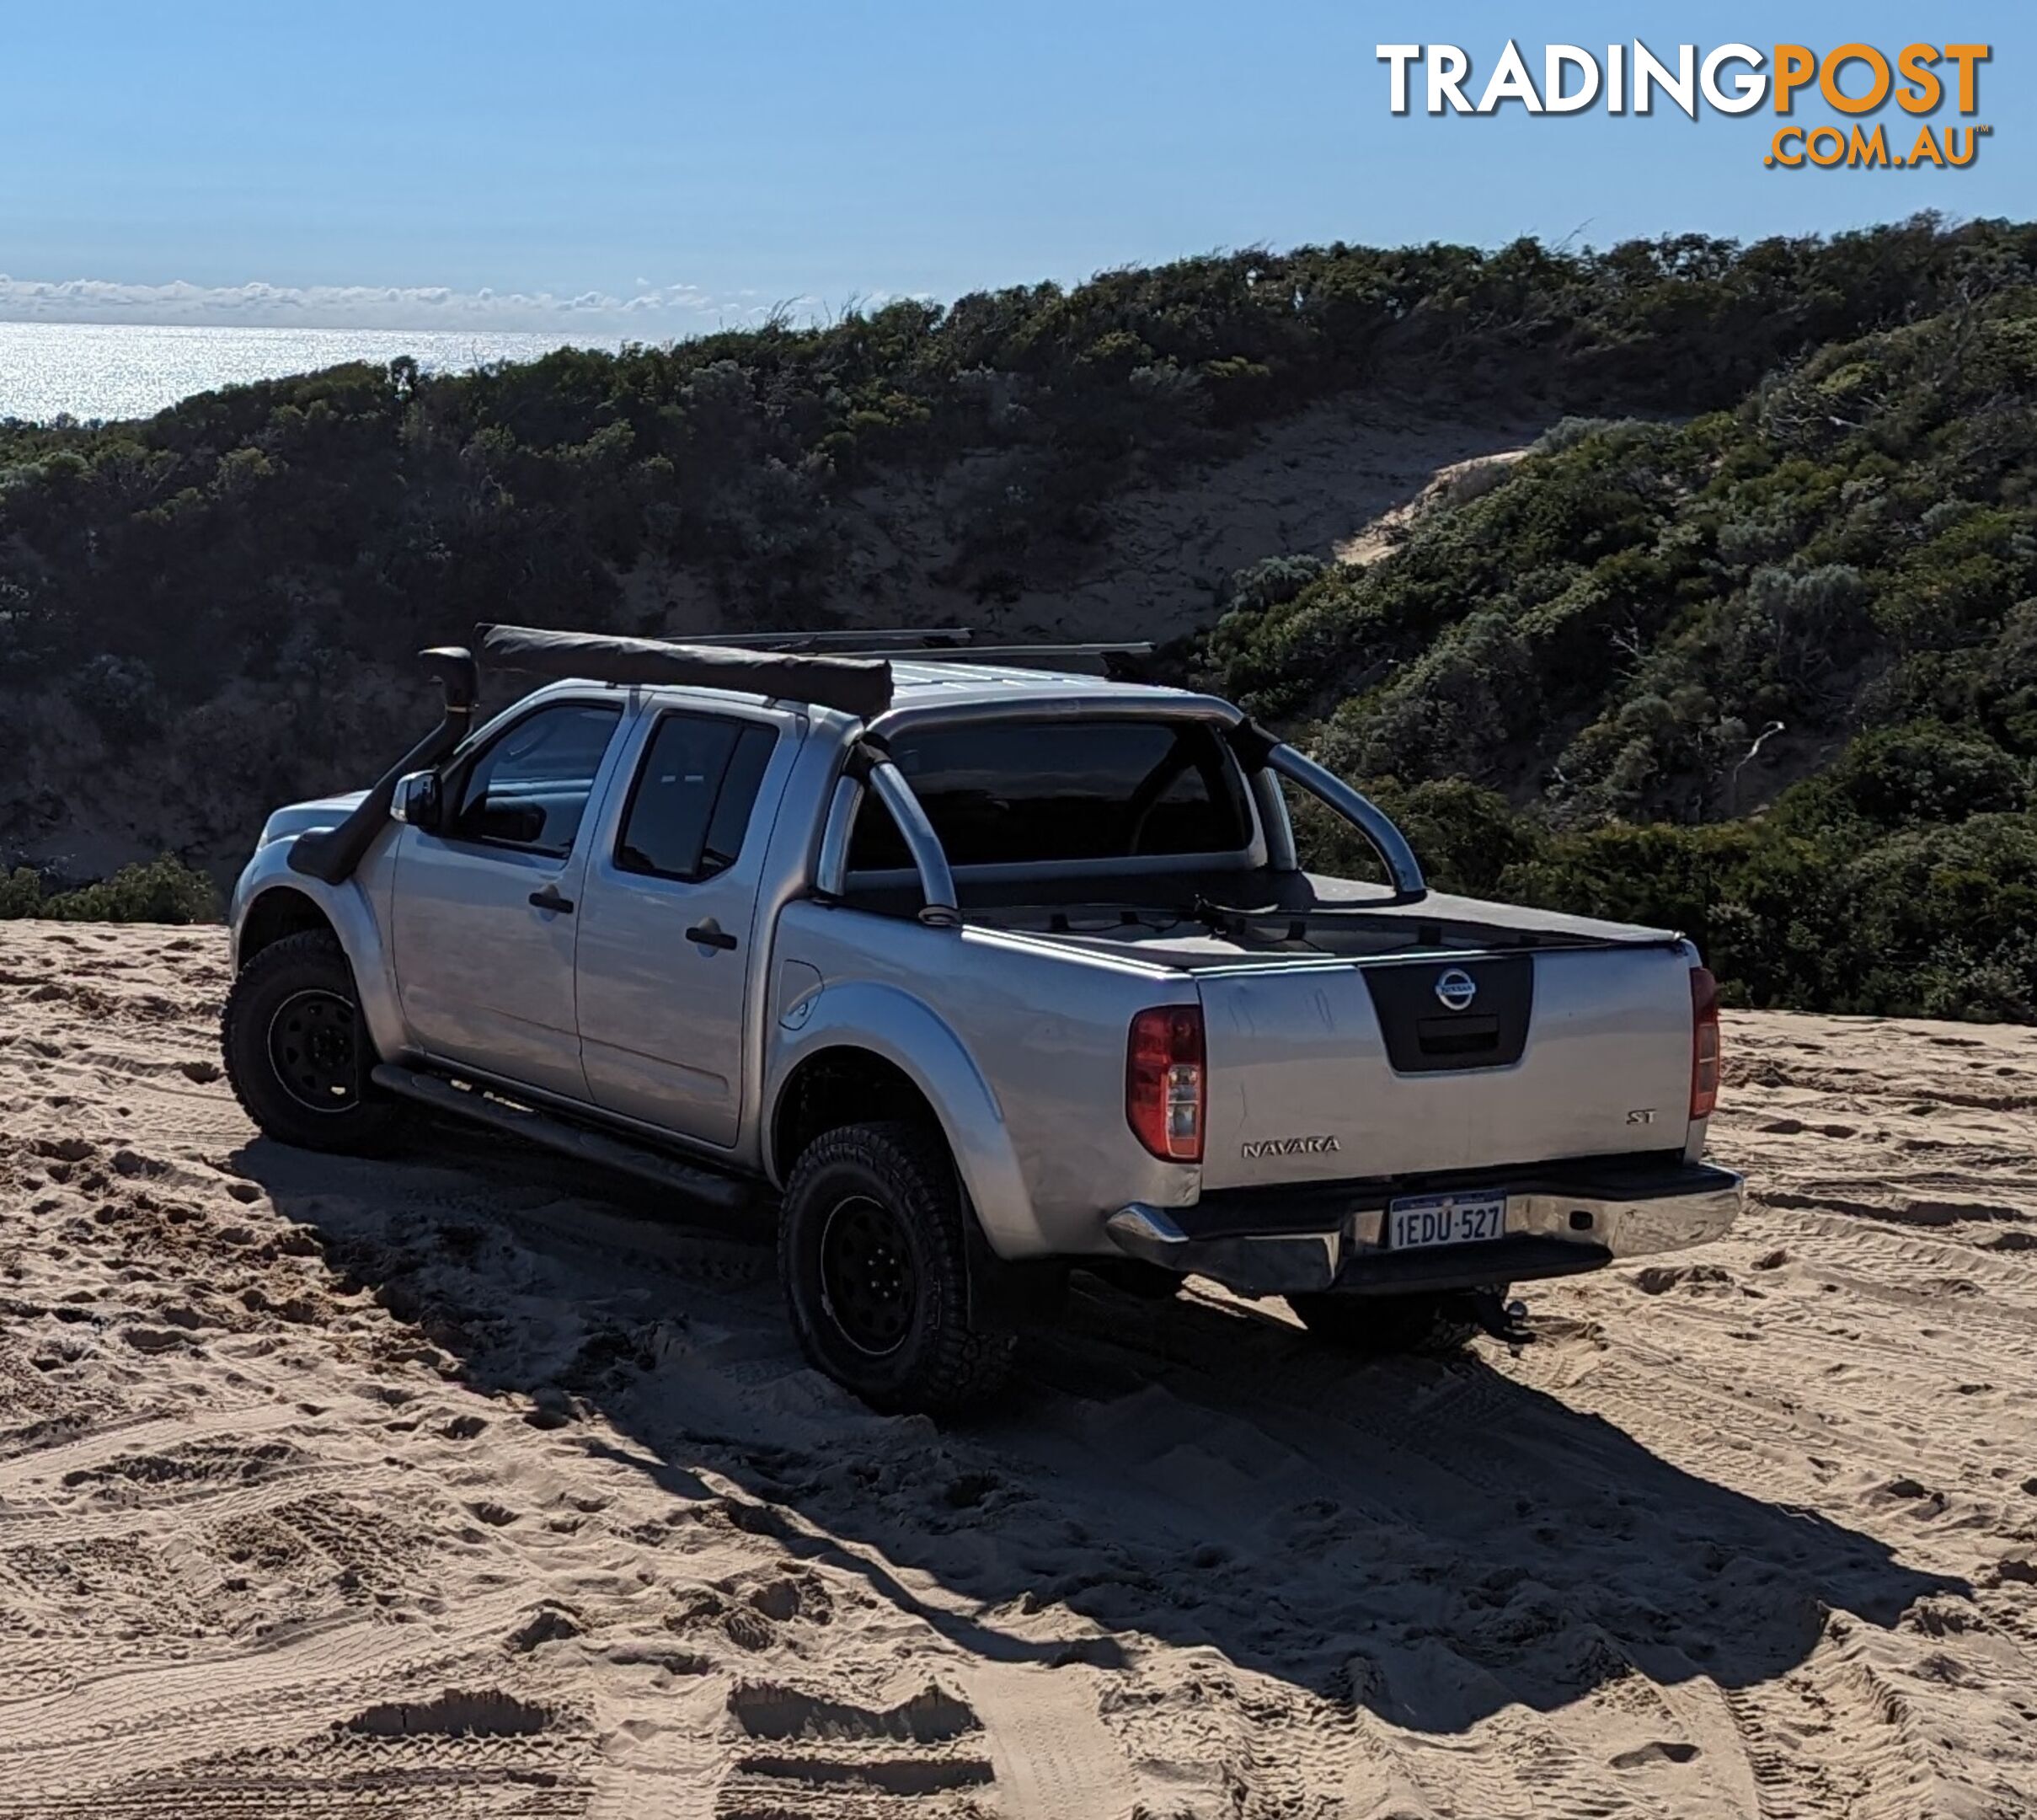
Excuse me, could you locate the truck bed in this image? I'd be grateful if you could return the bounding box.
[880,867,1681,972]
[910,870,1701,1191]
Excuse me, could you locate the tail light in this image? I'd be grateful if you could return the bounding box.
[1127,1005,1205,1162]
[1690,966,1721,1119]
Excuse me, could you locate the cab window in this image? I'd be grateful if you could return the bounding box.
[445,702,623,855]
[847,719,1252,869]
[615,713,779,882]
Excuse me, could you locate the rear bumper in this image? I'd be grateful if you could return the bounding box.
[1105,1156,1745,1298]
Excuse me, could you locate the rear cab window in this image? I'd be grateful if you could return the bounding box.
[848,719,1254,871]
[616,712,780,882]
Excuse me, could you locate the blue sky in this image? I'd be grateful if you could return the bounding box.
[1,0,2029,330]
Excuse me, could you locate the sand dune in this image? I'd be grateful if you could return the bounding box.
[3,403,1543,890]
[0,922,2033,1817]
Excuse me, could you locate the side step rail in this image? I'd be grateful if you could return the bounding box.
[370,1064,757,1213]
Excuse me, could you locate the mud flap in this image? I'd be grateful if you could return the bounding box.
[960,1191,1067,1329]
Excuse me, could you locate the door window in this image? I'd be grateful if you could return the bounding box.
[446,701,623,855]
[615,713,779,882]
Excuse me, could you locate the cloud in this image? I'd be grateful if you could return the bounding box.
[0,273,823,335]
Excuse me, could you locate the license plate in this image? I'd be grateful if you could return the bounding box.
[1387,1192,1509,1250]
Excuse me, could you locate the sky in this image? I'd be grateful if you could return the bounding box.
[1,0,2030,333]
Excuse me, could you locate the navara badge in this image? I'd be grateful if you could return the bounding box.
[1434,967,1478,1012]
[1240,1134,1341,1160]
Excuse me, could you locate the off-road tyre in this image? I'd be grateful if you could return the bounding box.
[779,1120,1016,1413]
[1286,1289,1488,1357]
[222,930,403,1155]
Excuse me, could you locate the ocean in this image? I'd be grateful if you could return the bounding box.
[0,321,627,425]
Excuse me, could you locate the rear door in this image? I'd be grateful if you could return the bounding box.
[574,703,799,1148]
[390,696,626,1101]
[1196,944,1698,1189]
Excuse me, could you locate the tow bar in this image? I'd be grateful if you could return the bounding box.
[1471,1291,1534,1349]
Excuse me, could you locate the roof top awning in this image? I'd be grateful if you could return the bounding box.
[476,622,893,720]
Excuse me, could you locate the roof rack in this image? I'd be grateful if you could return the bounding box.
[684,628,974,653]
[899,641,1153,666]
[475,624,1159,718]
[686,628,1155,673]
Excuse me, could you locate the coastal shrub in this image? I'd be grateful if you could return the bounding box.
[0,867,42,917]
[0,855,219,924]
[67,654,163,750]
[1476,805,2037,1020]
[1206,286,2037,828]
[1772,724,2029,833]
[8,214,2035,701]
[7,215,2037,1012]
[1293,775,1545,897]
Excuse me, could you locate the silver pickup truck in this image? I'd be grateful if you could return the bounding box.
[222,625,1742,1410]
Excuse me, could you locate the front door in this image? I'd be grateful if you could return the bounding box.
[574,704,797,1147]
[390,696,626,1102]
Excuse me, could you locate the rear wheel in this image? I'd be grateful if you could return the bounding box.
[1287,1289,1489,1357]
[222,930,403,1154]
[778,1120,1015,1413]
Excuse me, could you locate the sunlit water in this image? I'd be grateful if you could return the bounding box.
[0,322,627,424]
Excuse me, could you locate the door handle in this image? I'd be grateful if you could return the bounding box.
[529,885,575,914]
[687,923,738,952]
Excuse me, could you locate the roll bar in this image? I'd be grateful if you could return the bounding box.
[815,726,1425,925]
[815,741,962,928]
[863,757,960,927]
[815,749,1427,935]
[1264,742,1427,901]
[814,775,863,900]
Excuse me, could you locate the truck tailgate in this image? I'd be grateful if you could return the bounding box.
[1197,944,1696,1189]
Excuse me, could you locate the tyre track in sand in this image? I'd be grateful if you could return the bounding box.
[2,925,2034,1817]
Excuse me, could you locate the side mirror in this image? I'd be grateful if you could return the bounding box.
[392,769,442,832]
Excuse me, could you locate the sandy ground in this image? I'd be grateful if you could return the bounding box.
[1331,450,1527,569]
[821,399,1544,648]
[0,923,2033,1819]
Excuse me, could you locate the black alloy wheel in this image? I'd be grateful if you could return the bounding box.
[222,929,403,1154]
[818,1193,918,1357]
[266,988,361,1113]
[778,1120,1016,1413]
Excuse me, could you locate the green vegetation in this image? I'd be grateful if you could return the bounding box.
[2,213,2033,1013]
[5,214,2031,691]
[0,855,218,924]
[1207,274,2037,1021]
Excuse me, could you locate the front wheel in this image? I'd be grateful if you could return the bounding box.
[221,930,403,1154]
[778,1121,1015,1414]
[1286,1289,1489,1357]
